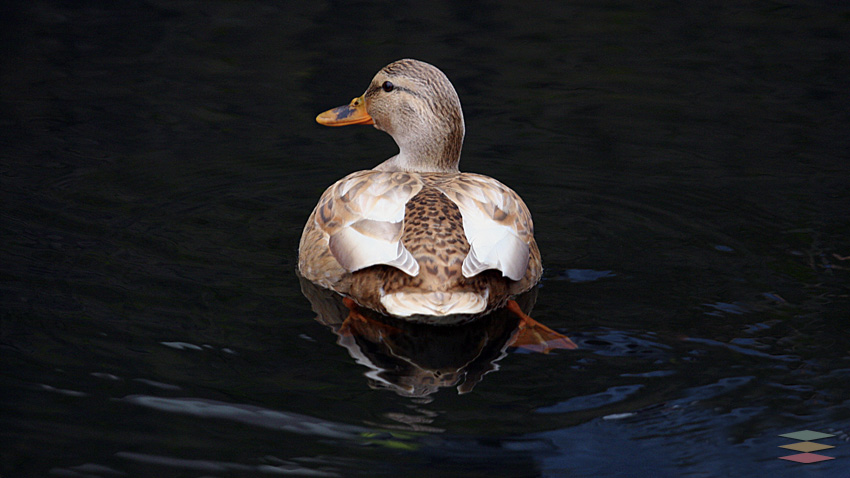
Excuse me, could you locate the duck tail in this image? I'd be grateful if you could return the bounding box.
[380,290,489,317]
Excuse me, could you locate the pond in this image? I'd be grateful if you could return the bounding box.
[2,1,849,476]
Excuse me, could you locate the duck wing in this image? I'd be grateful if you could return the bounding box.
[312,170,423,277]
[435,173,534,281]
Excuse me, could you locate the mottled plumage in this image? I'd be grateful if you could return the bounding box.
[299,59,542,320]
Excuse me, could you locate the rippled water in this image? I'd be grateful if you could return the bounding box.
[2,1,849,477]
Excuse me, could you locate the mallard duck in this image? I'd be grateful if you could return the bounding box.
[299,59,547,323]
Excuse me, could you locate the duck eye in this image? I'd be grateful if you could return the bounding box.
[382,81,394,92]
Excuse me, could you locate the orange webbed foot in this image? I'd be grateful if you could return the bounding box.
[506,300,578,353]
[338,297,402,340]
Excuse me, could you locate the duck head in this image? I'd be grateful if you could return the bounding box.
[316,59,465,173]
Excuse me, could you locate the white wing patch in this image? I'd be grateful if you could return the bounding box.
[317,171,423,277]
[461,225,529,280]
[328,223,418,274]
[436,174,534,281]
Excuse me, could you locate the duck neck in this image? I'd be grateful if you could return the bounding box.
[375,115,464,173]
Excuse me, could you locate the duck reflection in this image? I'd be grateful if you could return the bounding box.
[299,276,576,397]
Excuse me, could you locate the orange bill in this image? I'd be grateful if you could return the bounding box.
[316,94,374,126]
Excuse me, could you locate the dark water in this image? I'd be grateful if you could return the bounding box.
[2,1,849,476]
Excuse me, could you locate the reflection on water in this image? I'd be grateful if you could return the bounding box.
[300,275,575,398]
[2,0,849,477]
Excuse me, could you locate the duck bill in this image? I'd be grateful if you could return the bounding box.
[316,94,374,126]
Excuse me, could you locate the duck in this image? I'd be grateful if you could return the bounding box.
[299,59,567,336]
